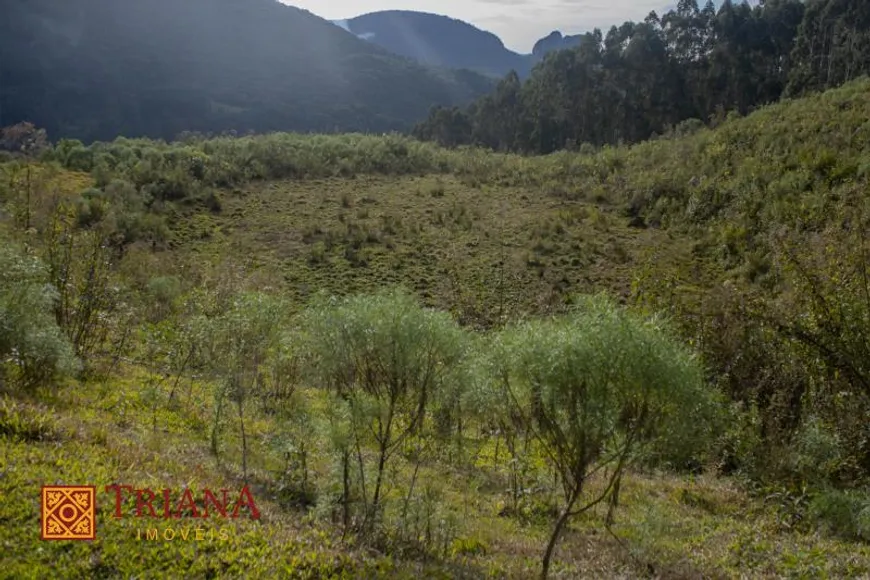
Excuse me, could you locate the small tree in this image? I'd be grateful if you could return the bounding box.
[300,288,468,531]
[0,122,49,156]
[487,294,718,579]
[768,216,870,480]
[0,243,79,389]
[207,291,285,481]
[43,198,118,366]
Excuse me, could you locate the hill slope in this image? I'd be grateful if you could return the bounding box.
[4,80,870,578]
[0,0,494,142]
[338,11,532,78]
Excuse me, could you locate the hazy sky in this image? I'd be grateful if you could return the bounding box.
[282,1,671,53]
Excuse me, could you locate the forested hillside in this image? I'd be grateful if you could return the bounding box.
[3,78,870,577]
[415,0,870,153]
[0,0,494,143]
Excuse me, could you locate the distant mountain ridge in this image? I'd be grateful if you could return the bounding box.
[0,0,495,142]
[532,31,586,58]
[335,11,586,78]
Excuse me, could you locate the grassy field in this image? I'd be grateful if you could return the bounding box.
[169,173,690,323]
[3,80,870,579]
[4,367,870,579]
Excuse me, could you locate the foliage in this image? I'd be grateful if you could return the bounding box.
[6,79,865,496]
[808,488,870,542]
[43,198,120,365]
[298,288,469,532]
[0,122,50,156]
[787,0,870,96]
[415,0,869,154]
[2,71,870,578]
[486,293,717,577]
[0,243,79,389]
[203,291,287,478]
[0,0,493,143]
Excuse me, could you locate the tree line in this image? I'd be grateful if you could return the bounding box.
[414,0,870,153]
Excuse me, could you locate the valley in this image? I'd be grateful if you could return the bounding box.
[3,78,870,578]
[2,0,870,577]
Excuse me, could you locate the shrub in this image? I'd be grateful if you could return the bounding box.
[299,288,469,533]
[484,293,720,578]
[808,489,870,542]
[0,244,79,389]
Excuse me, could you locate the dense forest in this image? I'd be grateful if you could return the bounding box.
[414,0,870,153]
[0,0,494,143]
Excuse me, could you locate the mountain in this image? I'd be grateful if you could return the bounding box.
[0,0,495,142]
[336,11,533,78]
[531,31,585,58]
[335,11,593,78]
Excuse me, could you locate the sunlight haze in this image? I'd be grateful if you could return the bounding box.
[281,0,669,53]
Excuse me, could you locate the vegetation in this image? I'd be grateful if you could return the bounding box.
[0,0,494,143]
[299,289,470,536]
[486,295,718,578]
[0,243,79,390]
[3,74,870,578]
[415,0,870,153]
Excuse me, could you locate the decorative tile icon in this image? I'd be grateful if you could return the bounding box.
[41,485,96,540]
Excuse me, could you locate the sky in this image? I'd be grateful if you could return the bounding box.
[281,1,672,54]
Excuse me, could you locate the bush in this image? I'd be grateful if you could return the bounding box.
[787,416,846,485]
[673,118,705,138]
[0,244,79,389]
[299,288,469,533]
[0,396,62,441]
[485,293,721,578]
[808,489,870,542]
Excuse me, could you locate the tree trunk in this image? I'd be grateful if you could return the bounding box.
[354,436,369,516]
[300,439,308,494]
[371,442,388,517]
[456,399,464,459]
[370,407,395,526]
[540,486,582,580]
[168,349,193,404]
[401,452,422,538]
[211,385,225,456]
[342,448,350,534]
[238,397,248,483]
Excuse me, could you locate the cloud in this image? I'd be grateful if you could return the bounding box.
[330,18,378,43]
[472,0,531,5]
[476,14,521,25]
